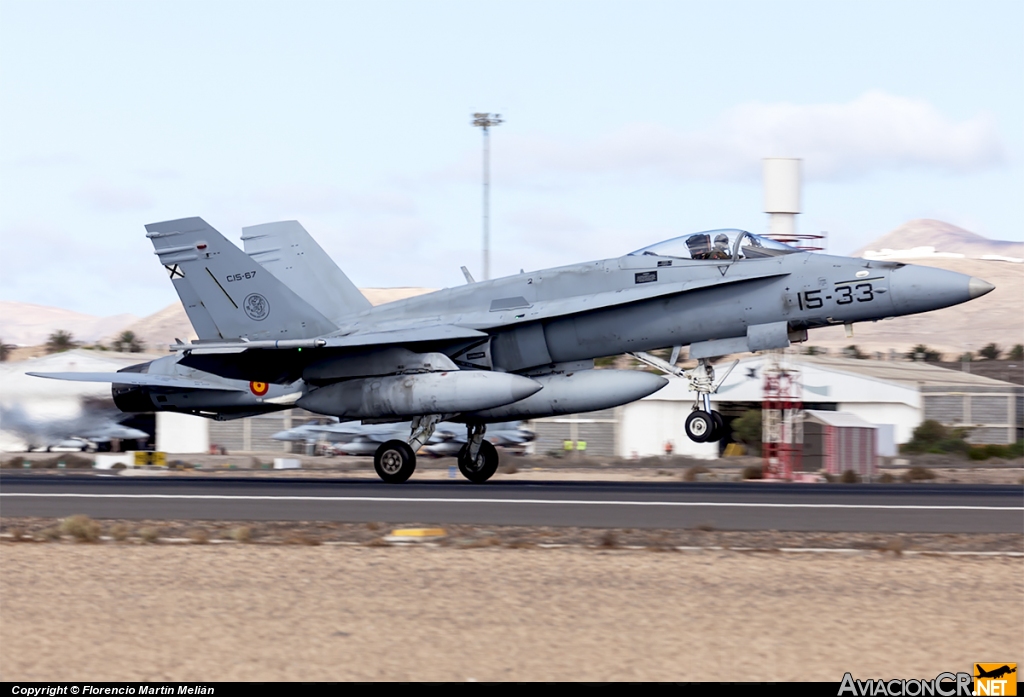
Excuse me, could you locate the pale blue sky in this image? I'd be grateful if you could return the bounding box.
[1,0,1021,317]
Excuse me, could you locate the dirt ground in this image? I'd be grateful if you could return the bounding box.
[1,543,1020,681]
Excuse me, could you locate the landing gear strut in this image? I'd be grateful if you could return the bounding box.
[457,423,499,483]
[630,352,736,444]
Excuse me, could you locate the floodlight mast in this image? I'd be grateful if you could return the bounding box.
[472,112,503,280]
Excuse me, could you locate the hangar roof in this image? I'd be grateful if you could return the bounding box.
[798,355,1021,391]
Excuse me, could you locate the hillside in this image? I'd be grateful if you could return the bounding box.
[852,219,1024,260]
[0,301,138,347]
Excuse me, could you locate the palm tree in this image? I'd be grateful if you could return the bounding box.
[45,330,77,354]
[979,343,1002,360]
[0,339,14,362]
[112,330,144,353]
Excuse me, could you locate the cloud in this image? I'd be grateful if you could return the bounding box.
[249,186,417,216]
[479,92,1005,184]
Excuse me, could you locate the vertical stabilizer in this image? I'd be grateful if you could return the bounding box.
[242,221,372,323]
[146,217,338,340]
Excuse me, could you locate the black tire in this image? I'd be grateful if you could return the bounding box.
[373,440,416,484]
[685,411,714,443]
[709,411,725,442]
[457,440,499,484]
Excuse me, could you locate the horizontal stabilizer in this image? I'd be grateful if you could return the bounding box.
[28,372,245,392]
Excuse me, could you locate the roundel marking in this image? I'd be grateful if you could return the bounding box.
[243,293,270,321]
[250,381,269,397]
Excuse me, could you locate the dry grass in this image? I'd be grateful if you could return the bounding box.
[903,466,937,482]
[230,526,253,543]
[60,515,101,543]
[108,524,130,542]
[683,465,710,482]
[188,529,210,545]
[139,527,159,544]
[284,533,321,546]
[37,526,62,542]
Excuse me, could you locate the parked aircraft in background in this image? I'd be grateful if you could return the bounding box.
[32,217,993,483]
[271,419,534,457]
[0,405,148,452]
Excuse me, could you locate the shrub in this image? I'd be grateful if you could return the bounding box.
[902,466,936,482]
[741,465,763,480]
[109,523,130,542]
[731,410,762,456]
[38,526,62,542]
[230,526,253,543]
[139,527,159,543]
[839,470,861,484]
[683,465,710,482]
[902,420,972,455]
[878,472,895,484]
[61,515,101,542]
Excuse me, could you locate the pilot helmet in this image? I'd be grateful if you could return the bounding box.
[714,233,730,250]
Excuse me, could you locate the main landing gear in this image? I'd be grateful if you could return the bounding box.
[372,417,500,484]
[457,423,499,484]
[630,352,736,444]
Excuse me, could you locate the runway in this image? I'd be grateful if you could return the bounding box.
[2,474,1021,532]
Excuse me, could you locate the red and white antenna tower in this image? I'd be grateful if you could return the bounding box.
[761,350,803,480]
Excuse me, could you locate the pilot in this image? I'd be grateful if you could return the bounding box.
[708,233,731,260]
[685,234,712,259]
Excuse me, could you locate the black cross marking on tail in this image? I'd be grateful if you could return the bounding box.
[165,264,184,279]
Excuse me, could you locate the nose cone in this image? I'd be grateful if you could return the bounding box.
[969,277,995,299]
[890,265,992,316]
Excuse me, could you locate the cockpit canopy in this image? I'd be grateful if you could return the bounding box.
[629,229,801,261]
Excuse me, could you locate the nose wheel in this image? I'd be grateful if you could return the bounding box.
[630,351,736,444]
[685,409,725,443]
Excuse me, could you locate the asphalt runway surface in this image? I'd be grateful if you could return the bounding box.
[1,473,1021,532]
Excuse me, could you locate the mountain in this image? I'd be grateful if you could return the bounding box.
[852,219,1024,260]
[0,301,138,347]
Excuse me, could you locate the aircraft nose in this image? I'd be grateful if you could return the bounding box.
[889,265,994,315]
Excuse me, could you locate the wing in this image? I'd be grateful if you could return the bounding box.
[27,372,247,392]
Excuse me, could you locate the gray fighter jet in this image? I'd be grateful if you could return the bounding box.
[32,218,994,483]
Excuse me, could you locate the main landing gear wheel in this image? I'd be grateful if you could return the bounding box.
[685,411,714,443]
[457,440,499,484]
[374,440,416,484]
[710,410,725,442]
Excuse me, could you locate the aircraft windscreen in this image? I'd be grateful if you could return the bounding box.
[629,229,801,261]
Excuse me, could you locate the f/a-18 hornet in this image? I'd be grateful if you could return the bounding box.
[33,219,994,483]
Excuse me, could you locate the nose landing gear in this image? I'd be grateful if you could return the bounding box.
[630,351,736,444]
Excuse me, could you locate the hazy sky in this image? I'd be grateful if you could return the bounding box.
[1,0,1021,318]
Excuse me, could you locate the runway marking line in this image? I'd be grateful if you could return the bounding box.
[1,493,1020,511]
